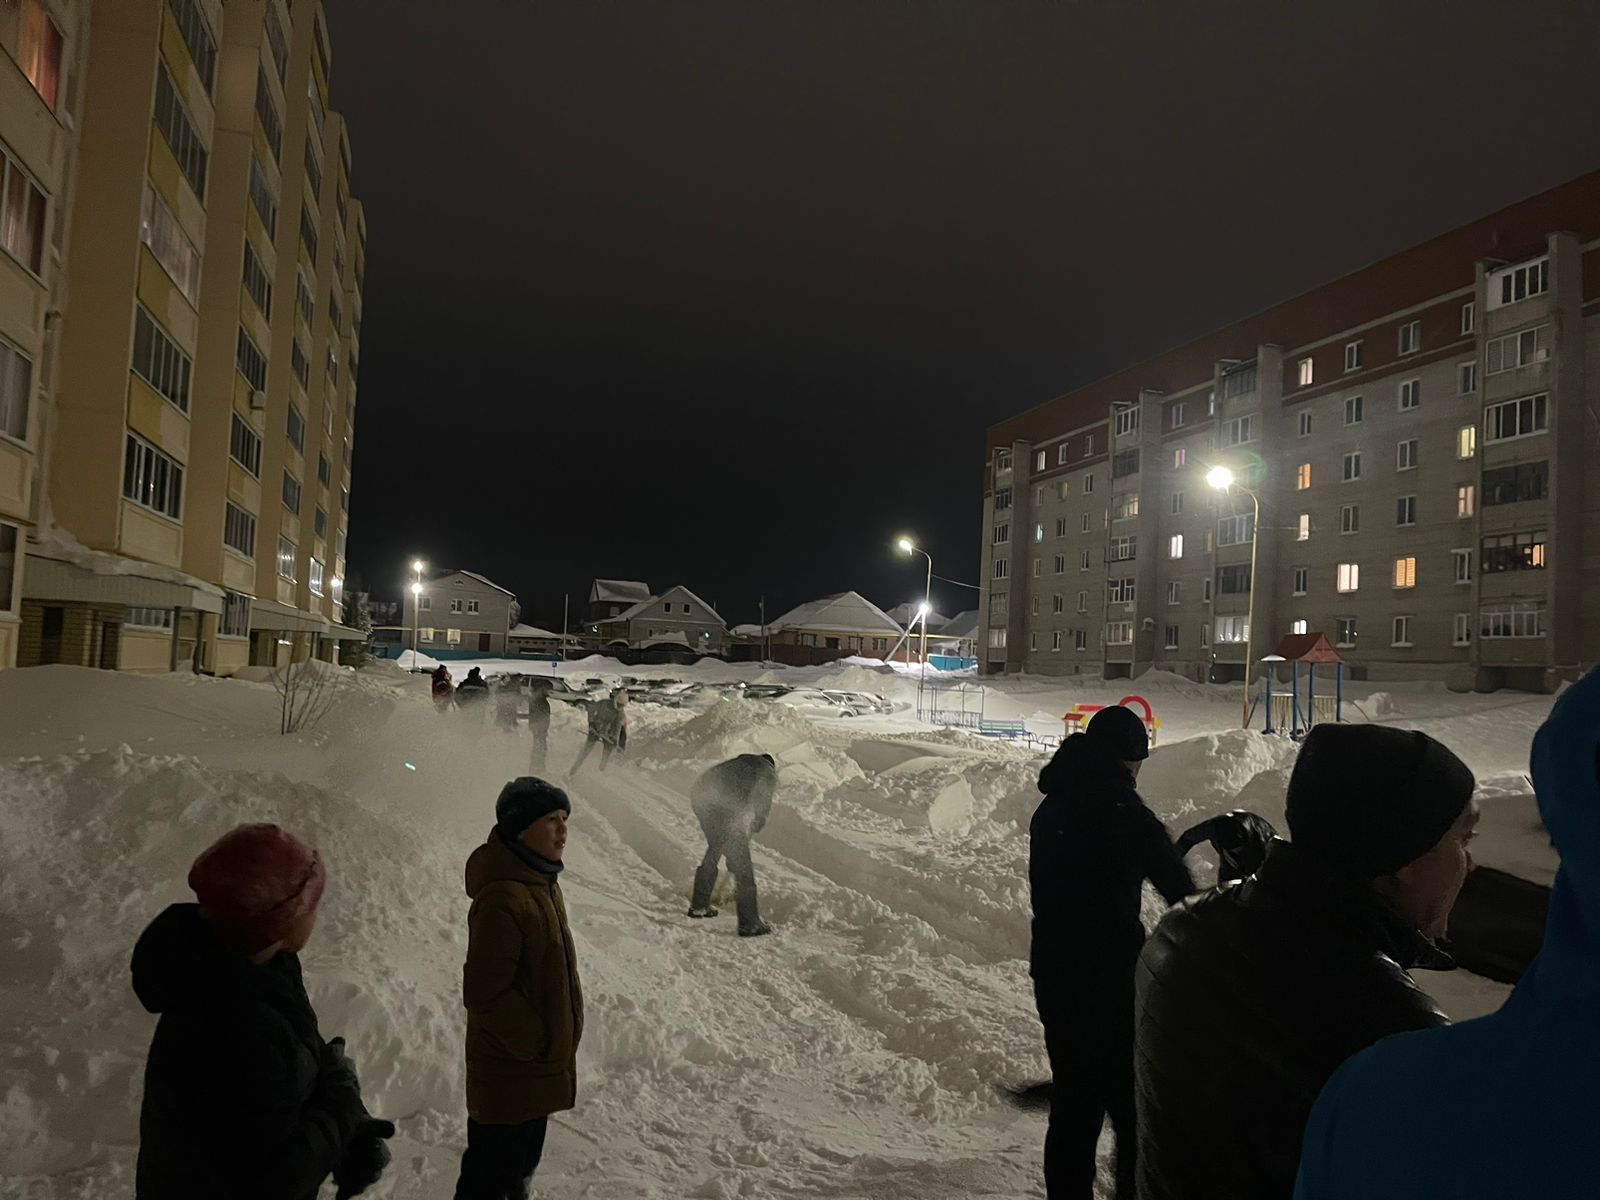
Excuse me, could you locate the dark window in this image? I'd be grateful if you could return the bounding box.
[254,69,282,159]
[241,241,272,317]
[248,157,277,237]
[1112,449,1141,478]
[263,4,289,81]
[1217,564,1252,595]
[281,470,300,514]
[131,307,192,412]
[1482,461,1548,507]
[286,404,305,452]
[223,501,256,556]
[165,0,217,92]
[235,328,267,391]
[229,413,261,476]
[153,63,208,196]
[1481,531,1547,573]
[303,139,322,201]
[299,204,319,263]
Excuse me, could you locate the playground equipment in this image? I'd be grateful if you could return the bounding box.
[1260,633,1345,737]
[1062,694,1163,747]
[918,680,986,729]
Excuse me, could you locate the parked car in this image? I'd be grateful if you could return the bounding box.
[820,690,877,717]
[740,684,794,701]
[829,689,892,715]
[774,688,857,719]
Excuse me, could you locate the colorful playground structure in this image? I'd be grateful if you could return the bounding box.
[1062,694,1163,746]
[1259,632,1346,737]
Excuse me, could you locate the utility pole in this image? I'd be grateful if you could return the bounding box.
[561,593,569,662]
[759,596,767,660]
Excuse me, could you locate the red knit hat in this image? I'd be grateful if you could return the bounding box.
[187,824,327,953]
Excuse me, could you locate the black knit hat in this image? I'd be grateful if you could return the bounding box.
[1286,724,1475,878]
[1085,705,1150,761]
[494,777,571,840]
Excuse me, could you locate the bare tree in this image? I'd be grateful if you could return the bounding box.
[273,657,342,735]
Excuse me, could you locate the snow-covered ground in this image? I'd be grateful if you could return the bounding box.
[0,659,1557,1198]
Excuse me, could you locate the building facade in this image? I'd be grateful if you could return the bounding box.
[981,171,1600,692]
[591,584,728,652]
[400,570,518,656]
[3,0,366,675]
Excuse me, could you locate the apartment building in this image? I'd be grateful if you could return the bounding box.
[980,170,1600,693]
[4,0,366,674]
[0,0,90,669]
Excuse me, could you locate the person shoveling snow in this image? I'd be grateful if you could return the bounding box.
[687,753,777,938]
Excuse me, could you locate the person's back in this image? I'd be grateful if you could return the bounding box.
[1135,723,1476,1200]
[1135,840,1449,1199]
[1030,735,1192,987]
[1294,667,1600,1200]
[691,754,777,830]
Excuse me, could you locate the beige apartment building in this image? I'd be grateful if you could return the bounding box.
[981,170,1600,693]
[0,0,91,669]
[2,0,365,675]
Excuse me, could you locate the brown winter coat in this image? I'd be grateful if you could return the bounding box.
[462,834,584,1124]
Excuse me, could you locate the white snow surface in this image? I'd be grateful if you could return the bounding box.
[0,660,1559,1198]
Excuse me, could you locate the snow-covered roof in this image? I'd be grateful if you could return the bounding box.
[508,623,561,639]
[884,602,950,630]
[609,585,727,626]
[590,579,652,604]
[730,623,763,637]
[939,610,979,639]
[769,591,904,635]
[436,569,515,597]
[639,630,693,648]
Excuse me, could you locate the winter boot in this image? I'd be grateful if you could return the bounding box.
[688,862,720,918]
[735,876,771,937]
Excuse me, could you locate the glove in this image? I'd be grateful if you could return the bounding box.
[333,1116,397,1200]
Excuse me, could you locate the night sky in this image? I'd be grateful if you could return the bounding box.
[326,0,1598,629]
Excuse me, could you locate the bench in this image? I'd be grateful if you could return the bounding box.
[978,719,1029,739]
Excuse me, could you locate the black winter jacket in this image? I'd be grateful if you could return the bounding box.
[1133,839,1450,1200]
[691,754,777,834]
[1029,734,1194,990]
[132,904,367,1200]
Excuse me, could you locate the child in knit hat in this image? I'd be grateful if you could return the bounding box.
[131,824,394,1200]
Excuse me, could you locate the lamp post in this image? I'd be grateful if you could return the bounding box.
[410,558,425,672]
[1205,466,1259,729]
[897,537,933,706]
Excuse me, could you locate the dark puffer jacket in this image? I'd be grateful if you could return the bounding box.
[132,904,366,1200]
[690,754,777,834]
[1133,839,1450,1200]
[1029,734,1194,988]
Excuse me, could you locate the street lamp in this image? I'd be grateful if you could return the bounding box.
[1206,466,1260,729]
[409,559,425,672]
[897,537,934,705]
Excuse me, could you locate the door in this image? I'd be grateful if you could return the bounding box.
[98,622,119,670]
[40,607,64,664]
[479,632,491,651]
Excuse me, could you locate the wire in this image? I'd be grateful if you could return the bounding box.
[933,572,983,590]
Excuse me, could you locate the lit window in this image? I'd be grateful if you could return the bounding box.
[1297,513,1311,541]
[1393,557,1417,589]
[1457,425,1477,459]
[1457,486,1475,518]
[1392,616,1413,647]
[1168,534,1184,559]
[2,0,63,110]
[1035,450,1046,471]
[1034,523,1044,543]
[1337,563,1360,593]
[1292,619,1308,635]
[1173,448,1186,469]
[1297,357,1314,387]
[1296,463,1311,489]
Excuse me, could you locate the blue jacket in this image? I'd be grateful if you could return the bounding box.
[1294,665,1600,1199]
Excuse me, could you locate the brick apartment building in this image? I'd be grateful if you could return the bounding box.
[979,170,1600,692]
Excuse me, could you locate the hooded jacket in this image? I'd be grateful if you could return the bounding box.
[585,697,626,746]
[1134,839,1450,1200]
[1029,733,1194,989]
[462,834,584,1124]
[1294,666,1600,1200]
[131,904,364,1200]
[691,754,777,834]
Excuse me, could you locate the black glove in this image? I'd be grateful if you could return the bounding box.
[318,1037,362,1109]
[334,1116,397,1200]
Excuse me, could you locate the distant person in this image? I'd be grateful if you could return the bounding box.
[492,676,521,733]
[456,667,490,712]
[1029,705,1194,1199]
[1175,810,1277,884]
[525,679,553,775]
[1294,668,1599,1200]
[132,824,395,1200]
[572,688,628,773]
[432,665,455,712]
[457,779,583,1200]
[1134,724,1478,1200]
[688,753,777,938]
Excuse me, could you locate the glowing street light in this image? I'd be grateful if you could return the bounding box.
[411,559,424,574]
[409,561,426,672]
[1207,466,1259,729]
[896,536,934,707]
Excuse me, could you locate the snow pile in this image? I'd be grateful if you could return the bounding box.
[1140,729,1300,828]
[634,698,863,790]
